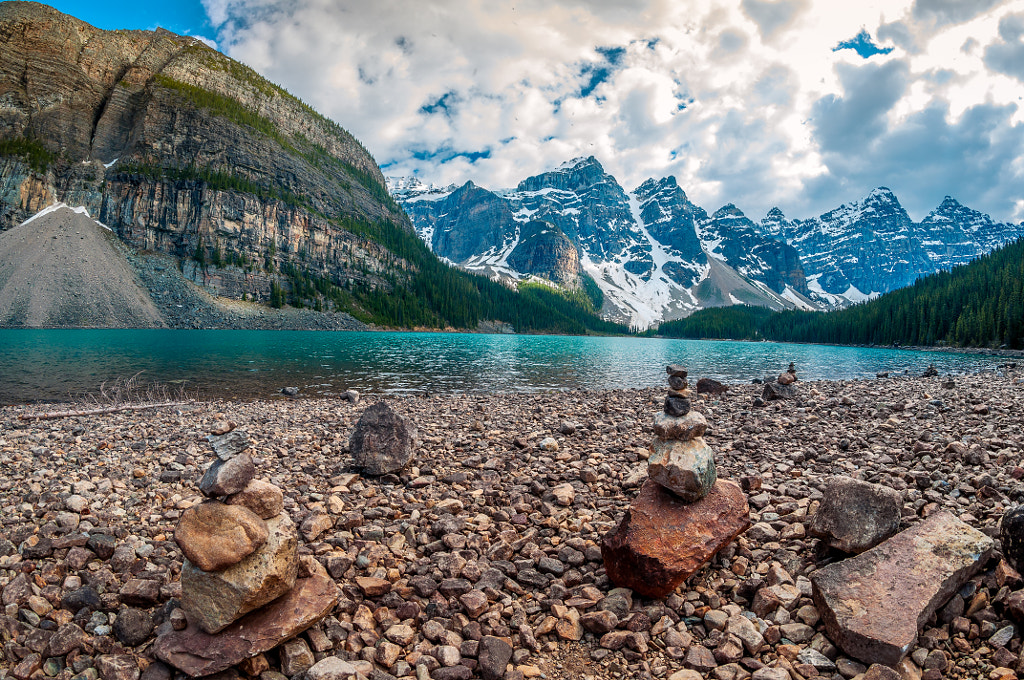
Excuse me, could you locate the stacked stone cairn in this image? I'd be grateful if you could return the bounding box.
[602,365,751,598]
[154,423,340,677]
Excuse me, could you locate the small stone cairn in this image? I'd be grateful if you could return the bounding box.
[649,366,716,502]
[154,422,340,677]
[602,365,750,598]
[761,362,799,402]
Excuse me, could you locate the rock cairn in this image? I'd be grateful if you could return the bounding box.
[602,365,750,598]
[154,422,340,676]
[761,362,799,402]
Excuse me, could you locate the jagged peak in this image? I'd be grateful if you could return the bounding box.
[764,206,786,220]
[866,186,899,203]
[712,203,745,218]
[558,155,602,171]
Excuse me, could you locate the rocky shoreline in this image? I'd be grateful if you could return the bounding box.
[2,371,1023,680]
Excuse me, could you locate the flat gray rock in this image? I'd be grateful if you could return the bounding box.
[811,511,993,666]
[207,429,250,460]
[349,402,418,475]
[155,571,339,677]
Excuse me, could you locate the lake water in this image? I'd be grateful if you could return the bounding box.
[0,329,1006,403]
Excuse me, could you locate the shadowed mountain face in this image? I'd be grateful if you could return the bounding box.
[507,221,580,287]
[0,1,410,306]
[391,160,1024,327]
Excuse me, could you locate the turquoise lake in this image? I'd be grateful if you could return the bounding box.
[0,329,1006,403]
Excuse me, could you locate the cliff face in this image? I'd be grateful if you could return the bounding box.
[0,1,408,301]
[507,220,580,287]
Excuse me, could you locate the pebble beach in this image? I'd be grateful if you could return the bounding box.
[1,371,1023,680]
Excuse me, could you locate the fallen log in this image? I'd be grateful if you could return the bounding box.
[18,400,192,421]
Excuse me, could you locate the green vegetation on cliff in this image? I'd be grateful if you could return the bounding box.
[0,136,55,173]
[152,74,394,209]
[653,237,1024,349]
[332,217,626,334]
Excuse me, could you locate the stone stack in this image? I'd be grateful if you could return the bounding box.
[602,365,750,598]
[155,423,340,677]
[649,366,716,502]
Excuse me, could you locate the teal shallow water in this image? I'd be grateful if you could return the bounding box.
[0,329,1005,403]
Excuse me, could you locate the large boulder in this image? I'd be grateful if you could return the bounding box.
[1000,506,1024,573]
[349,402,419,475]
[181,514,298,634]
[696,378,728,396]
[808,477,902,553]
[762,382,798,401]
[812,512,993,666]
[602,479,750,598]
[174,501,268,572]
[647,437,717,503]
[155,569,339,677]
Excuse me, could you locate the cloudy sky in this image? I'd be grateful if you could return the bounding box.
[56,0,1024,222]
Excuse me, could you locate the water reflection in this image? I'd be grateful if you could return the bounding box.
[0,329,1004,403]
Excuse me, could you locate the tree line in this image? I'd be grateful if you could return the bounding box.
[653,237,1024,349]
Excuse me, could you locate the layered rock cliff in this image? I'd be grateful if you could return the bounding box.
[0,1,409,305]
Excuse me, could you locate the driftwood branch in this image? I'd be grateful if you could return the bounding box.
[19,400,193,421]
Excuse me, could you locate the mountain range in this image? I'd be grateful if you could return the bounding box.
[0,2,615,333]
[389,157,1024,327]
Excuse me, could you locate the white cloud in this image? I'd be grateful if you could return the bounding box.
[202,0,1024,222]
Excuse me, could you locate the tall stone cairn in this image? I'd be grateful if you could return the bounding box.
[155,421,340,677]
[602,365,750,598]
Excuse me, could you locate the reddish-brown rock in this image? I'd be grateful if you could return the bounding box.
[602,479,750,598]
[812,511,994,666]
[174,501,268,572]
[154,571,340,677]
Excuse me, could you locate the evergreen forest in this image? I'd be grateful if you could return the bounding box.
[653,238,1024,349]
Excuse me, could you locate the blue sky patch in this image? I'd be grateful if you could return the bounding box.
[578,45,627,99]
[833,29,894,58]
[410,147,491,163]
[419,92,460,117]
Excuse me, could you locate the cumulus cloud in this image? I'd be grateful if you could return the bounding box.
[984,12,1024,81]
[201,0,1024,222]
[741,0,810,41]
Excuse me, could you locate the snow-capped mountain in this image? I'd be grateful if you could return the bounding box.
[758,189,1024,306]
[389,159,1024,327]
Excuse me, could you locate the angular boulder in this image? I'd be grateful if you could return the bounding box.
[181,513,298,634]
[349,402,419,475]
[207,429,250,460]
[602,479,750,598]
[174,501,268,572]
[647,437,717,503]
[199,452,256,497]
[1000,506,1024,573]
[762,382,798,401]
[811,511,994,666]
[155,570,339,677]
[696,377,728,396]
[808,477,902,553]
